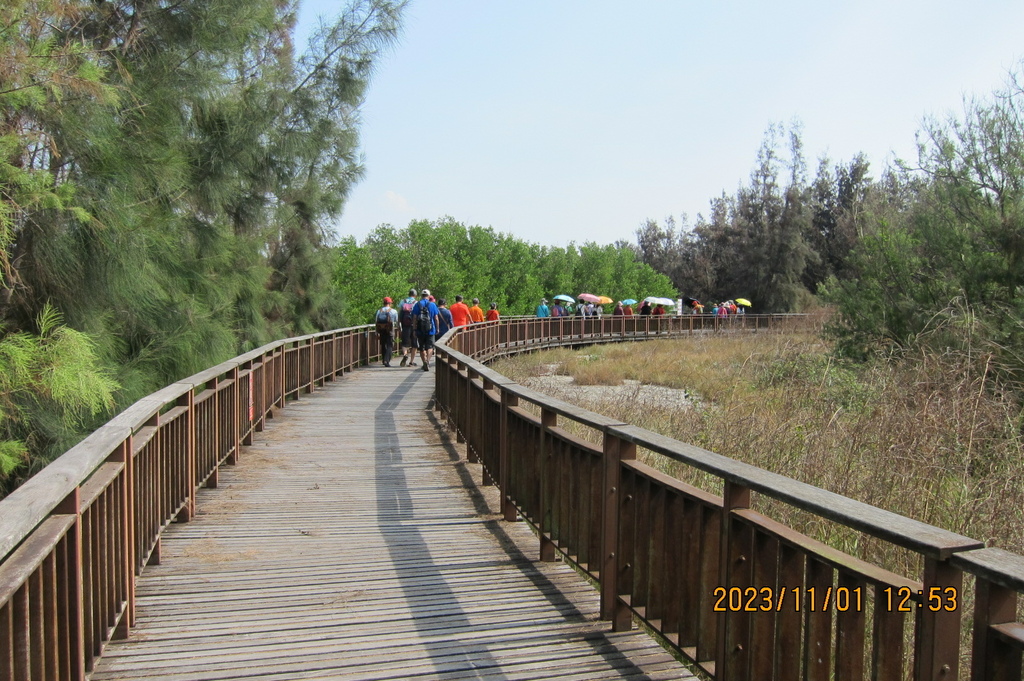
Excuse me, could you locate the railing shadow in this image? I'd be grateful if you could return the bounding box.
[424,408,670,680]
[374,371,509,678]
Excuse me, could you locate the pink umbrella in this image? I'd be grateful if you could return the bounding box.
[577,293,601,303]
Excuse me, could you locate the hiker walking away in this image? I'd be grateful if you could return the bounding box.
[449,294,471,327]
[486,302,500,321]
[535,299,550,317]
[436,298,454,338]
[398,288,419,367]
[411,289,440,371]
[374,297,399,367]
[469,298,485,323]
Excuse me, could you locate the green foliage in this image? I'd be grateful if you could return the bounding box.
[0,305,118,494]
[635,123,851,312]
[0,0,406,494]
[822,65,1024,381]
[338,218,676,318]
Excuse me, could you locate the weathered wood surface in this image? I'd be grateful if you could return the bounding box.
[91,363,692,680]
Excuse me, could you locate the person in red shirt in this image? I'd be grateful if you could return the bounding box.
[653,304,666,316]
[469,298,485,323]
[449,295,471,327]
[485,302,499,321]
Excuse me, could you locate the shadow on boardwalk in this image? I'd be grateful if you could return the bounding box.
[91,364,692,680]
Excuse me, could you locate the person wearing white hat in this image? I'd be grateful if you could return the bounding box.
[410,289,440,371]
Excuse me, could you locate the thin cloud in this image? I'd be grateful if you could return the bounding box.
[384,190,412,212]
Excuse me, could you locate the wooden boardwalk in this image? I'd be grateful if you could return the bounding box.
[91,362,693,680]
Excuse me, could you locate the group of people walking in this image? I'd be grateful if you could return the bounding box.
[534,299,668,317]
[373,290,500,370]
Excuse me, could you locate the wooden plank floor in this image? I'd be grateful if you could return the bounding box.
[91,361,694,680]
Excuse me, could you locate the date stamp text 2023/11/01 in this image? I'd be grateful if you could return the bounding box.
[712,586,959,613]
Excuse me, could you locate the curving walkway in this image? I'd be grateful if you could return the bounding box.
[90,362,692,680]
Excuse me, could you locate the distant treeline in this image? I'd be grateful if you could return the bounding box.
[332,219,676,324]
[0,0,406,492]
[634,64,1024,383]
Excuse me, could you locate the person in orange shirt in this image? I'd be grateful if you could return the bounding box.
[449,295,471,327]
[469,298,485,323]
[485,302,499,321]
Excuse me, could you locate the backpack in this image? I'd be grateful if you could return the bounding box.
[417,302,432,333]
[375,308,393,335]
[399,300,415,328]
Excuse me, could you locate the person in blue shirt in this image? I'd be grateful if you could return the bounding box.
[536,299,550,317]
[410,289,440,371]
[436,298,454,338]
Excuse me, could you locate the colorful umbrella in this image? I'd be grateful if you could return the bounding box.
[735,298,752,307]
[621,299,638,305]
[596,296,614,305]
[577,293,602,303]
[553,294,575,303]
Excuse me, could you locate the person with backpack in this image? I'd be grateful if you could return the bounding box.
[410,289,440,371]
[398,288,419,367]
[373,297,399,367]
[485,302,500,321]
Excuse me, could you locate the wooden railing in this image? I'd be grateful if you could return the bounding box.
[0,327,376,680]
[435,315,1024,681]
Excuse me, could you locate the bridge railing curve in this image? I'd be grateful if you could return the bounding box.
[434,314,1024,681]
[0,326,376,680]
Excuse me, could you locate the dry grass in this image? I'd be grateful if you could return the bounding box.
[492,333,1024,567]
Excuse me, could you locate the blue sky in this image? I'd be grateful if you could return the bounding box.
[296,1,1024,248]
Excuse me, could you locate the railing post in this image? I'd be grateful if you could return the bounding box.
[717,480,752,680]
[110,439,134,638]
[227,367,240,465]
[179,389,196,521]
[971,574,1019,680]
[242,361,256,444]
[915,557,963,681]
[601,431,635,630]
[55,488,86,681]
[305,337,314,394]
[480,377,496,487]
[463,366,475,457]
[539,407,557,562]
[275,344,286,409]
[207,376,220,490]
[499,390,518,522]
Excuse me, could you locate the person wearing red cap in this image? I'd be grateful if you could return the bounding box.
[374,296,399,367]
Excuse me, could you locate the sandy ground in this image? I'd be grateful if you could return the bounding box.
[521,365,696,412]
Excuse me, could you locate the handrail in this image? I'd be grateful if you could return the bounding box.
[433,315,1024,680]
[0,325,379,678]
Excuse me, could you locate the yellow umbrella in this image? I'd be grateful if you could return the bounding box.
[596,296,614,305]
[735,298,752,307]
